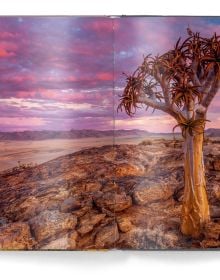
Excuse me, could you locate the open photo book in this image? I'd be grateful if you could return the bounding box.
[0,16,219,250]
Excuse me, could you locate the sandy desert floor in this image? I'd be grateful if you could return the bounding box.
[0,135,170,172]
[0,137,113,172]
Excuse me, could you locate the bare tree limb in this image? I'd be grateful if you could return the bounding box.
[191,59,202,86]
[151,64,173,108]
[201,68,215,92]
[202,78,220,108]
[137,93,167,111]
[118,30,220,123]
[137,93,181,119]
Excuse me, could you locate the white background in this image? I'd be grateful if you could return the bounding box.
[0,0,220,279]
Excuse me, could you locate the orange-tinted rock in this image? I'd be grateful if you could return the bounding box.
[40,235,70,250]
[210,205,220,218]
[68,231,78,249]
[77,232,95,249]
[213,156,220,171]
[204,222,220,240]
[2,187,70,222]
[101,181,118,193]
[78,213,106,235]
[0,139,219,250]
[94,191,132,212]
[117,216,133,232]
[29,210,77,243]
[133,180,173,205]
[103,150,116,162]
[119,226,180,250]
[115,163,145,177]
[74,207,91,218]
[40,231,78,250]
[84,181,102,192]
[0,222,34,250]
[95,223,119,248]
[211,185,220,202]
[60,197,82,213]
[200,239,220,248]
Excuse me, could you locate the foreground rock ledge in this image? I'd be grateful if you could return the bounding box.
[0,222,34,250]
[0,140,219,249]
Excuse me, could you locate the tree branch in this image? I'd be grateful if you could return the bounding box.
[151,65,172,107]
[137,93,182,119]
[191,59,202,86]
[202,78,220,108]
[137,94,167,111]
[201,68,215,92]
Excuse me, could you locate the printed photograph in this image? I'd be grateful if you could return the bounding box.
[0,16,219,250]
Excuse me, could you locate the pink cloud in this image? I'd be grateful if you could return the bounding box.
[0,117,47,128]
[0,48,15,57]
[85,19,113,33]
[7,74,36,83]
[0,17,219,132]
[97,72,113,81]
[0,31,16,39]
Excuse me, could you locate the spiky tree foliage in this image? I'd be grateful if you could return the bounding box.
[118,29,220,238]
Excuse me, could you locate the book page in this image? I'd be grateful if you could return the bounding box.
[0,16,220,250]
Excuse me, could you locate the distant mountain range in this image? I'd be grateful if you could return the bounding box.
[0,128,219,141]
[205,128,220,137]
[0,129,149,141]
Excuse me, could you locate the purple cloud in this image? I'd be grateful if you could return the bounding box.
[0,16,219,132]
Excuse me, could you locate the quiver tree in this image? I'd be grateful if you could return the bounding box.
[118,29,220,238]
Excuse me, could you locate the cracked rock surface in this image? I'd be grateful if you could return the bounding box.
[0,138,219,250]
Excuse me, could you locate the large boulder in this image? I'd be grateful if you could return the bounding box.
[200,239,220,248]
[94,191,132,212]
[40,235,70,250]
[119,225,180,250]
[210,205,220,218]
[40,231,78,250]
[77,212,106,235]
[5,188,70,222]
[29,210,77,243]
[117,216,133,233]
[207,155,220,171]
[211,185,220,203]
[115,163,145,177]
[0,222,34,250]
[133,179,173,205]
[95,223,119,248]
[213,156,220,171]
[204,222,220,240]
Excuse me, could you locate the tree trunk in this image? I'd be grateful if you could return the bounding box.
[180,126,210,238]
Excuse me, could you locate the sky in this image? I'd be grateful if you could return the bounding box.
[0,16,219,132]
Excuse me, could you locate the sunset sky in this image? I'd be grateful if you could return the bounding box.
[0,16,219,132]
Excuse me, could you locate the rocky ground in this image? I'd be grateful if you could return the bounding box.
[0,138,219,250]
